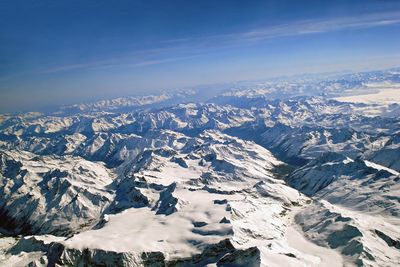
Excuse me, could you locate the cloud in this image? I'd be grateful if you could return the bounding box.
[37,11,400,75]
[40,54,202,74]
[167,11,400,46]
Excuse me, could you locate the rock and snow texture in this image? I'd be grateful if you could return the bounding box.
[0,68,400,266]
[287,152,400,265]
[0,130,311,266]
[0,150,114,236]
[287,152,400,217]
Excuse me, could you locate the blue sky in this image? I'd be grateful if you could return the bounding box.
[1,0,400,112]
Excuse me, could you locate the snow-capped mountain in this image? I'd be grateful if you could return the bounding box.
[287,152,400,265]
[0,149,115,236]
[0,68,400,266]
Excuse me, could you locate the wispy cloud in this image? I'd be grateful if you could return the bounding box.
[165,11,400,46]
[40,54,202,74]
[38,11,400,75]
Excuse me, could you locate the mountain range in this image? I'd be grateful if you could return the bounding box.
[0,68,400,266]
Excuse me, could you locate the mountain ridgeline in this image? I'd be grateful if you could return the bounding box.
[0,69,400,266]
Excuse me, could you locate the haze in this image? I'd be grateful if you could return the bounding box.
[1,0,400,112]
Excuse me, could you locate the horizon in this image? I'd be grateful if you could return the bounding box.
[1,65,399,115]
[1,0,400,112]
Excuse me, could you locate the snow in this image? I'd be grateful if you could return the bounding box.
[63,188,237,259]
[364,160,400,176]
[334,82,400,105]
[285,225,343,267]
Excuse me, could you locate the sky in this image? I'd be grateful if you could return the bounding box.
[0,0,400,112]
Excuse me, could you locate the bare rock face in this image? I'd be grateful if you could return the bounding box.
[3,236,260,267]
[217,246,261,267]
[107,177,150,213]
[153,183,184,215]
